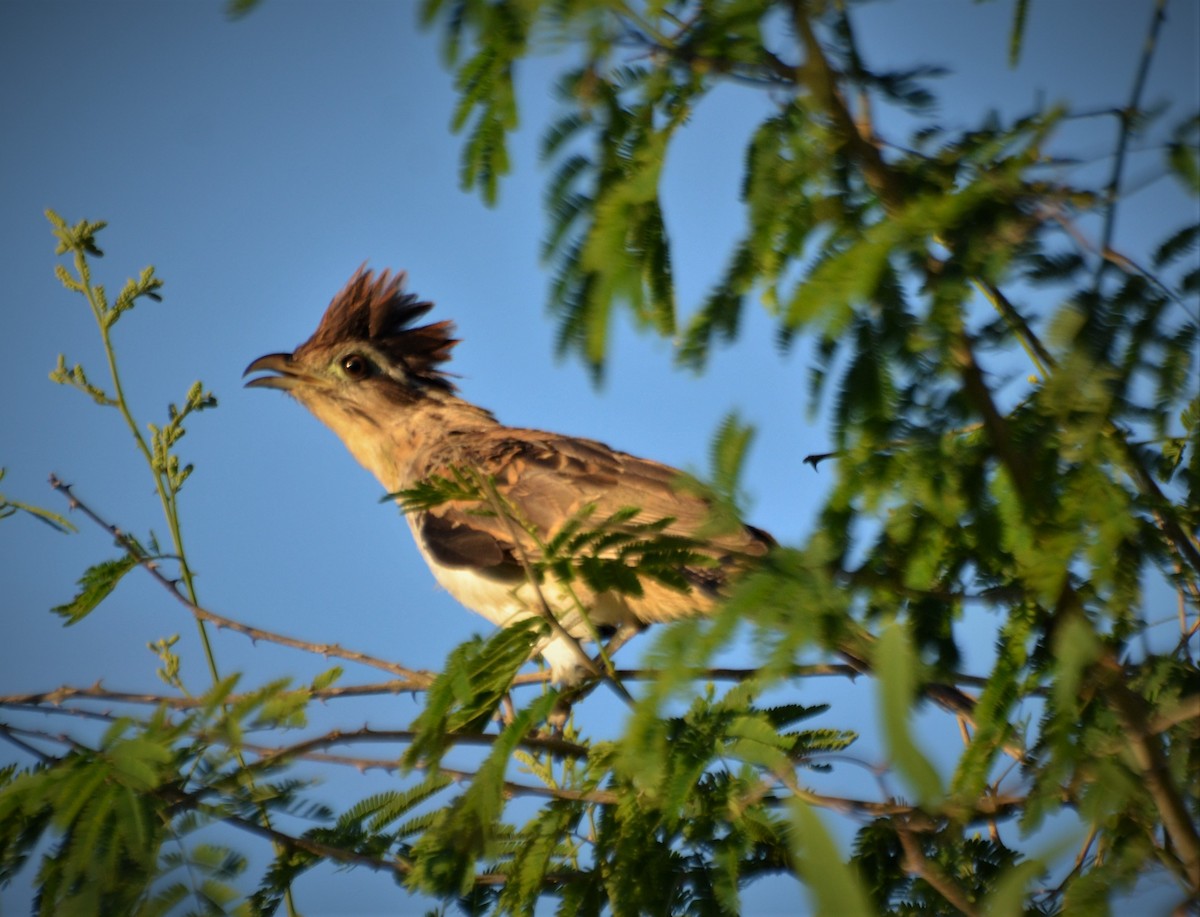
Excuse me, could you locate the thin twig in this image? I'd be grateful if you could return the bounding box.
[0,678,430,711]
[775,768,1024,826]
[236,742,621,805]
[1093,0,1169,290]
[0,723,56,762]
[48,476,435,685]
[241,725,591,764]
[897,825,980,917]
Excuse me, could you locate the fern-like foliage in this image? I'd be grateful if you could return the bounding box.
[7,2,1199,914]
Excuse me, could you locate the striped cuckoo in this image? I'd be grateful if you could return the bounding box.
[245,267,773,683]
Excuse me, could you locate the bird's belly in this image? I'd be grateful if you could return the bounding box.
[423,557,531,628]
[409,520,635,682]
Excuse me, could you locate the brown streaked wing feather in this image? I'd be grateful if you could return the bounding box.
[413,429,771,620]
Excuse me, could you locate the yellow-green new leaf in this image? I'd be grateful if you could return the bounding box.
[51,554,139,625]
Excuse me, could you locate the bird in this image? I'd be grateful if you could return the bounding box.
[244,267,773,684]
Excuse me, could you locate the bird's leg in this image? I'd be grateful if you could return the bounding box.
[547,678,602,736]
[545,621,646,735]
[598,621,645,662]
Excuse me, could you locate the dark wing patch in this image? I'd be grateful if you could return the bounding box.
[419,510,523,579]
[413,428,774,622]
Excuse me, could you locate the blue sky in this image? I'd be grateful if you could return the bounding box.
[1,1,1197,913]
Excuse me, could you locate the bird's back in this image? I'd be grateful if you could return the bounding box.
[407,425,773,626]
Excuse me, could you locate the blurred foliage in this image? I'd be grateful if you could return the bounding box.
[4,1,1199,915]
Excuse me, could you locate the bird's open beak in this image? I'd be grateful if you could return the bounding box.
[244,352,303,391]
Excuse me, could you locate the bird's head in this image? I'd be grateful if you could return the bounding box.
[244,267,465,485]
[244,266,459,417]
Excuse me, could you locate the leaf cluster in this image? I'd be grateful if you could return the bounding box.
[0,675,336,917]
[419,0,1200,910]
[7,2,1200,914]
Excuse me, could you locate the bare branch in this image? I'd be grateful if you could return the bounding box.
[1094,0,1169,288]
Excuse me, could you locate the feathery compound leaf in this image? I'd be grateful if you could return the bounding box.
[51,554,138,625]
[497,800,582,914]
[391,468,485,512]
[335,773,455,835]
[708,411,756,511]
[1152,222,1200,268]
[404,618,545,769]
[876,623,944,805]
[407,691,559,897]
[1023,250,1086,283]
[432,0,529,205]
[368,775,455,834]
[677,241,755,371]
[0,722,180,914]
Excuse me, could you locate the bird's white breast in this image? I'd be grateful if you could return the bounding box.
[405,515,634,682]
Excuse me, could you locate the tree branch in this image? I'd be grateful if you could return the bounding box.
[1094,0,1169,289]
[49,475,435,684]
[897,825,980,917]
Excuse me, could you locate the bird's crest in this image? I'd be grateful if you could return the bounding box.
[299,266,459,391]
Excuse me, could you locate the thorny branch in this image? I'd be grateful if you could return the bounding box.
[48,475,435,685]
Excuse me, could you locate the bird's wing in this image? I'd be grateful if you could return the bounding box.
[408,429,771,618]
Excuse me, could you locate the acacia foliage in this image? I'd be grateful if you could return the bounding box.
[424,1,1200,907]
[2,2,1198,915]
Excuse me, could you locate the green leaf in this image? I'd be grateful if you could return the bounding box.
[708,412,756,511]
[1166,114,1200,195]
[404,618,545,769]
[225,0,264,18]
[390,468,484,512]
[1007,0,1030,67]
[0,470,77,533]
[1050,615,1101,718]
[497,800,580,914]
[407,691,559,897]
[1152,221,1199,268]
[354,774,455,834]
[983,848,1062,916]
[790,801,874,917]
[106,736,172,792]
[51,555,139,625]
[309,666,343,692]
[876,622,944,804]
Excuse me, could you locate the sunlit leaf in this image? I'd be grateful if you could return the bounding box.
[51,555,138,625]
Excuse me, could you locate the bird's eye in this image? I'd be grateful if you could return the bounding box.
[340,353,372,380]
